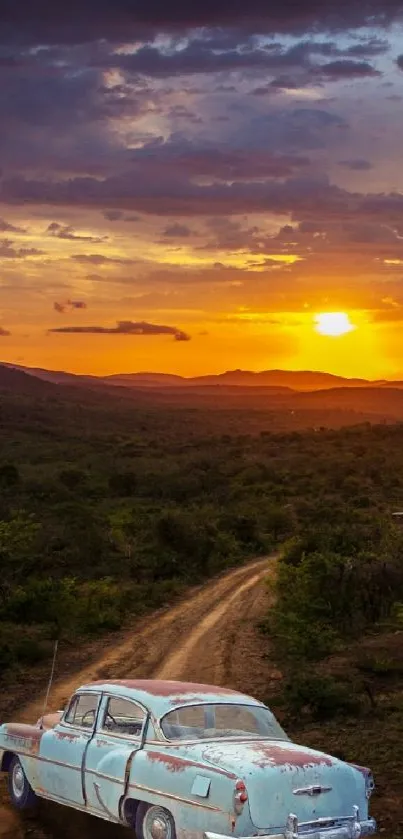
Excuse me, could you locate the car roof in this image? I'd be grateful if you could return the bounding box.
[77,679,263,718]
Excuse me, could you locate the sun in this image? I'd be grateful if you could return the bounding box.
[314,312,356,337]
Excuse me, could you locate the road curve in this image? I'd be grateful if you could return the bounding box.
[0,556,274,839]
[155,568,270,681]
[19,556,273,723]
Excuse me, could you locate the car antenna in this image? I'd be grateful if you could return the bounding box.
[40,640,59,727]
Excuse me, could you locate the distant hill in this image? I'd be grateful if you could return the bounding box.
[0,363,60,395]
[2,362,389,391]
[1,361,403,431]
[104,368,375,390]
[1,362,98,387]
[104,371,188,387]
[188,369,374,390]
[1,361,402,394]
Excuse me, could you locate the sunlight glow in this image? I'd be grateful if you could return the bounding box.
[314,312,356,337]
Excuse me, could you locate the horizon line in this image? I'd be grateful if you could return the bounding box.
[1,359,401,383]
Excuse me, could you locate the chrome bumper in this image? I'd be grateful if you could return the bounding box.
[204,807,377,839]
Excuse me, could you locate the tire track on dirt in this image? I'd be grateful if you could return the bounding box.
[0,556,275,839]
[18,557,272,724]
[155,568,271,683]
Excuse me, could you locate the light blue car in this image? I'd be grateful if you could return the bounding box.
[0,679,376,839]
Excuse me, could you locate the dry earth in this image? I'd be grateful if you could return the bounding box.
[0,557,277,839]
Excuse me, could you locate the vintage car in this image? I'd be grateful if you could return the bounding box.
[0,679,376,839]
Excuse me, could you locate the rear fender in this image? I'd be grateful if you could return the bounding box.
[127,749,251,837]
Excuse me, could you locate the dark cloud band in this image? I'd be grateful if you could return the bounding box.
[49,320,190,341]
[1,0,403,44]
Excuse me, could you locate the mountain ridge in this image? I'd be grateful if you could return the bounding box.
[1,361,398,392]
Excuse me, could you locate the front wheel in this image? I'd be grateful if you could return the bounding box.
[8,756,38,810]
[135,803,176,839]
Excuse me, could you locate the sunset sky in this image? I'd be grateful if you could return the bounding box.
[1,1,403,377]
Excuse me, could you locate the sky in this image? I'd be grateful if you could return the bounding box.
[1,1,403,378]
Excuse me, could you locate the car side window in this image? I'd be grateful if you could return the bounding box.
[64,693,100,729]
[101,697,146,737]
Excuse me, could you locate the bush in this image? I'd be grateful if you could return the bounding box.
[14,637,50,665]
[270,524,403,666]
[356,654,403,678]
[282,672,360,721]
[59,468,88,490]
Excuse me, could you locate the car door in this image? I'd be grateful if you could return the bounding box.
[84,694,147,819]
[39,691,101,807]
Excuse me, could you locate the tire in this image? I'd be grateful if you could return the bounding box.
[8,756,38,811]
[135,803,176,839]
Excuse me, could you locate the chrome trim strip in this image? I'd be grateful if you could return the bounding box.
[87,766,223,812]
[156,734,289,746]
[128,780,223,812]
[42,755,82,771]
[57,721,94,735]
[293,785,332,796]
[204,823,377,839]
[86,768,123,786]
[96,729,143,743]
[4,750,82,772]
[9,747,222,814]
[21,759,223,814]
[86,769,223,812]
[205,833,286,839]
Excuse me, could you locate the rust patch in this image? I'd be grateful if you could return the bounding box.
[4,724,43,754]
[249,743,333,769]
[88,679,239,697]
[146,750,235,778]
[54,730,80,742]
[147,751,188,773]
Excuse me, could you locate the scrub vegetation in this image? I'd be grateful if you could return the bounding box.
[1,373,403,836]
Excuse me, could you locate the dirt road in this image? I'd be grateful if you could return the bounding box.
[0,557,276,839]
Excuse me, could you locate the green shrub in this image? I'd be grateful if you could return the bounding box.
[356,655,403,678]
[282,672,360,721]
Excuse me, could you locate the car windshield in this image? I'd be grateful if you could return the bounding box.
[160,703,289,741]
